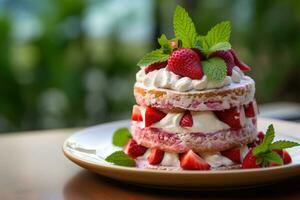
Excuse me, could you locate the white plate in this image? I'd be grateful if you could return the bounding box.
[63,118,300,189]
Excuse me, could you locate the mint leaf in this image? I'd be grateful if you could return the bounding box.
[105,151,135,167]
[173,5,197,48]
[270,140,300,150]
[112,128,132,147]
[262,151,283,165]
[205,21,231,47]
[202,57,227,82]
[208,42,231,54]
[253,124,275,156]
[158,34,172,54]
[137,49,169,67]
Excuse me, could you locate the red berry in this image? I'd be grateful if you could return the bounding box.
[180,111,193,127]
[148,148,164,165]
[124,139,148,158]
[131,105,143,121]
[244,100,258,118]
[214,106,246,130]
[180,150,210,170]
[229,49,251,72]
[283,150,292,164]
[248,131,265,148]
[242,149,261,169]
[144,62,167,74]
[167,48,203,79]
[144,107,166,127]
[221,147,241,163]
[210,50,235,75]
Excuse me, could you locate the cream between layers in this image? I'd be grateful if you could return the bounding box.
[139,106,230,134]
[136,66,244,92]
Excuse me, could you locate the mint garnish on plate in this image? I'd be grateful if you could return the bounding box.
[112,127,132,147]
[105,151,135,167]
[253,124,300,165]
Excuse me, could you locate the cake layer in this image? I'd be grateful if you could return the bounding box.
[131,118,257,153]
[134,76,255,111]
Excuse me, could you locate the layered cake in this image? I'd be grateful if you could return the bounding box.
[114,6,297,170]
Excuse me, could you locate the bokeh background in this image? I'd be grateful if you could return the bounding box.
[0,0,299,133]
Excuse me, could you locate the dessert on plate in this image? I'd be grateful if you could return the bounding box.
[105,5,299,170]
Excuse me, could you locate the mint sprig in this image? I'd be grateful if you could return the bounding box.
[137,49,169,67]
[202,57,227,82]
[105,151,135,167]
[158,34,172,54]
[173,5,197,48]
[112,128,132,147]
[253,124,300,165]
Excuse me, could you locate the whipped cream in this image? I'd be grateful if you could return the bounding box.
[200,152,234,168]
[161,152,181,167]
[136,66,244,92]
[138,107,229,134]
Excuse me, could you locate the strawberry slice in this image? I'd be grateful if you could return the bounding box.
[283,150,292,164]
[124,139,148,158]
[144,62,167,74]
[180,111,193,127]
[148,148,164,165]
[221,147,241,163]
[229,49,251,72]
[167,48,203,80]
[131,105,143,121]
[242,149,261,169]
[180,150,210,170]
[210,50,235,76]
[144,107,166,127]
[244,100,258,118]
[214,106,246,130]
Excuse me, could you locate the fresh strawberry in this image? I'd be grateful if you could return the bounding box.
[242,149,261,169]
[244,100,258,118]
[283,150,292,164]
[124,139,148,158]
[210,50,235,75]
[221,147,241,163]
[144,61,167,74]
[248,131,265,148]
[180,111,193,127]
[214,106,245,130]
[180,150,210,170]
[144,107,166,127]
[131,105,143,121]
[229,49,251,72]
[191,48,206,60]
[167,48,203,79]
[148,148,164,165]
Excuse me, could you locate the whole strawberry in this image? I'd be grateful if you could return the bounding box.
[210,50,235,76]
[167,48,203,79]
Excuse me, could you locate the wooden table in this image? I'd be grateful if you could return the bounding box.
[1,119,300,200]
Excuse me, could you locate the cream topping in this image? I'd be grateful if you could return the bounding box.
[138,107,230,134]
[161,152,181,167]
[200,152,234,168]
[136,66,244,92]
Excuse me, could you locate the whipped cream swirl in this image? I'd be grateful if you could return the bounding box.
[136,66,244,92]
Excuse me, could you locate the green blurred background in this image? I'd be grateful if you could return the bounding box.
[0,0,299,133]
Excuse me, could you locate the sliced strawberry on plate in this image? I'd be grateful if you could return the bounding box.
[148,148,164,165]
[221,147,241,163]
[144,61,167,74]
[244,100,258,118]
[229,49,251,72]
[214,106,246,130]
[180,111,193,127]
[283,150,292,164]
[144,107,166,127]
[167,48,203,80]
[210,50,235,76]
[242,149,261,169]
[124,139,148,158]
[180,150,210,170]
[131,105,143,121]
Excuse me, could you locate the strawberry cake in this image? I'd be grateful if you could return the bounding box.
[118,6,297,170]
